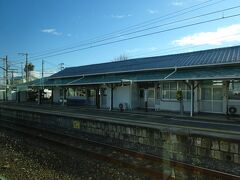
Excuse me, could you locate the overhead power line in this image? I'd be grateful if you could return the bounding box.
[129,32,240,59]
[29,12,240,61]
[29,0,224,57]
[29,4,239,60]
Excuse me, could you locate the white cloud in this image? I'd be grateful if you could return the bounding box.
[172,1,184,6]
[147,9,159,14]
[147,47,158,52]
[125,48,142,54]
[173,24,240,46]
[111,14,132,19]
[41,28,62,36]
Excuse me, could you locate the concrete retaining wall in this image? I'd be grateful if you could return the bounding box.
[0,107,239,176]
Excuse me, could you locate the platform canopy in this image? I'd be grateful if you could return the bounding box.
[166,66,240,81]
[25,66,240,87]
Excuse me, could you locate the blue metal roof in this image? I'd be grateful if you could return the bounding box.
[50,45,240,79]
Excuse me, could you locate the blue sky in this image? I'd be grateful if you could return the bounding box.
[1,0,240,75]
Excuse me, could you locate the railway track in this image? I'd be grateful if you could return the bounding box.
[0,119,239,180]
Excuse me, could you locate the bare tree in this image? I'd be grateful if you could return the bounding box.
[24,63,34,81]
[113,54,128,62]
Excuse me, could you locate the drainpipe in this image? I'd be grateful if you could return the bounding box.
[144,88,148,112]
[110,84,113,111]
[164,67,177,80]
[130,80,133,110]
[96,88,100,109]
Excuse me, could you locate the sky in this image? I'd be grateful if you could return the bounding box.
[1,0,240,76]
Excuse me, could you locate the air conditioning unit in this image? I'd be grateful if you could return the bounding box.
[228,106,237,115]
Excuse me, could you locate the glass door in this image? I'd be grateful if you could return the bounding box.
[148,88,155,108]
[213,87,223,113]
[200,87,223,113]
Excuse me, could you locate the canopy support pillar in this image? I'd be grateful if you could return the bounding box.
[190,82,194,117]
[110,84,113,111]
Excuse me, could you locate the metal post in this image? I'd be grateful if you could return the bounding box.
[51,87,54,105]
[26,53,28,82]
[96,88,100,109]
[41,59,44,104]
[5,56,8,101]
[190,81,194,117]
[38,89,41,105]
[21,62,23,83]
[129,81,133,110]
[62,88,65,106]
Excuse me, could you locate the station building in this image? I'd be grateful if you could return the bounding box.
[22,45,240,116]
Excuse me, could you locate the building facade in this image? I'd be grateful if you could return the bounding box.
[24,45,240,116]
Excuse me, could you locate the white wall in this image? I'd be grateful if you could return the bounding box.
[112,86,131,109]
[53,87,61,103]
[131,83,139,109]
[99,86,109,108]
[158,100,191,112]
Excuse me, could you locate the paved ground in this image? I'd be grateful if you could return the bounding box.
[1,102,240,139]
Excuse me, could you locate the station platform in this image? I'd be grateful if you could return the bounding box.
[0,101,240,139]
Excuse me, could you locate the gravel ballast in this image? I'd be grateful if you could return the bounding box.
[0,128,149,180]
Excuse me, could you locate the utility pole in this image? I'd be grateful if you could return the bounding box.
[8,69,18,85]
[42,59,44,79]
[20,62,23,83]
[59,63,64,71]
[18,53,28,82]
[5,56,8,98]
[0,56,8,101]
[38,59,44,105]
[25,53,28,82]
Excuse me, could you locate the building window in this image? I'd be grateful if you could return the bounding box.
[162,82,190,100]
[201,87,212,100]
[178,82,191,100]
[162,83,170,99]
[229,81,240,100]
[68,88,75,97]
[76,88,86,97]
[89,89,95,97]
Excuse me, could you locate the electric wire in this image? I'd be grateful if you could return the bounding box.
[28,12,240,61]
[29,0,224,57]
[29,4,238,60]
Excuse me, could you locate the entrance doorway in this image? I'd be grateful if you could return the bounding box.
[147,88,155,108]
[139,88,155,109]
